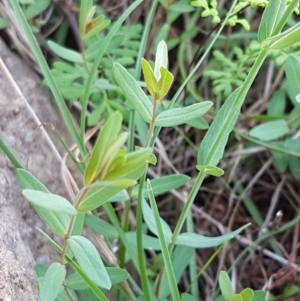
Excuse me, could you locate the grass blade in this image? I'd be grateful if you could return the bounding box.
[8,0,86,157]
[147,180,181,301]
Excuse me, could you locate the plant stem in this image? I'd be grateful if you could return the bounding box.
[136,171,152,301]
[172,172,205,247]
[60,215,76,264]
[145,98,157,147]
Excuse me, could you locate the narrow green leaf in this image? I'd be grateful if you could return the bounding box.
[67,236,111,289]
[47,41,83,63]
[147,180,181,301]
[262,23,300,50]
[17,168,70,236]
[142,198,173,243]
[196,165,224,177]
[155,101,213,127]
[175,224,249,248]
[285,56,300,105]
[240,288,254,301]
[197,88,242,166]
[84,111,122,185]
[219,271,235,301]
[257,0,286,43]
[249,120,289,141]
[158,67,174,100]
[95,132,129,180]
[132,174,190,198]
[39,262,66,301]
[76,180,136,212]
[112,62,153,123]
[154,40,168,81]
[125,231,162,251]
[85,214,119,239]
[23,189,77,216]
[141,58,159,97]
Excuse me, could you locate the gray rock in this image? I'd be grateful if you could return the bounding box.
[0,38,77,300]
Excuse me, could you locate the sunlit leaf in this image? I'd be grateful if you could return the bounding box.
[240,288,254,301]
[141,58,159,98]
[84,111,123,185]
[84,17,111,40]
[196,165,224,177]
[158,67,174,100]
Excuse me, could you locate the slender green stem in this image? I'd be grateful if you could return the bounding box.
[172,172,205,247]
[148,181,181,301]
[60,215,76,264]
[136,170,152,301]
[187,209,199,298]
[8,0,87,158]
